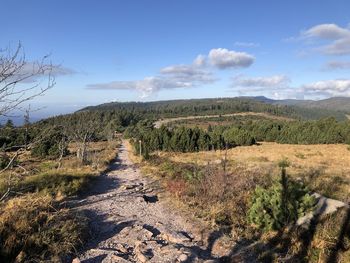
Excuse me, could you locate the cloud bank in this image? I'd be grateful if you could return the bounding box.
[87,48,254,97]
[302,23,350,55]
[230,73,350,99]
[323,60,350,70]
[302,79,350,97]
[231,75,290,88]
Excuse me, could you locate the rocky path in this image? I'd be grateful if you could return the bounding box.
[74,141,221,263]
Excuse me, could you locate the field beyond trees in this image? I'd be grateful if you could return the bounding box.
[161,142,350,201]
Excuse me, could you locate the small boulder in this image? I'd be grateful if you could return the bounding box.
[177,254,188,262]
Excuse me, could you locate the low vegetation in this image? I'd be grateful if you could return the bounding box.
[134,137,350,261]
[247,180,315,231]
[0,194,89,262]
[139,155,268,237]
[1,95,349,262]
[0,139,119,262]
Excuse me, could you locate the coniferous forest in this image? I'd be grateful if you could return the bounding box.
[1,98,350,155]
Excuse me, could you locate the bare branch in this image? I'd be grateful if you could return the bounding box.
[0,42,55,116]
[0,150,20,174]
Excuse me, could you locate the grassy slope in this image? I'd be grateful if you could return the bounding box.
[132,141,350,262]
[0,140,119,262]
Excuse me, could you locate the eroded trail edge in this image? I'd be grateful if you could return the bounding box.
[75,141,218,263]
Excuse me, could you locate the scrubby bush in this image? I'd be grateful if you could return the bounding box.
[0,153,10,169]
[247,178,316,231]
[31,132,68,159]
[223,127,256,147]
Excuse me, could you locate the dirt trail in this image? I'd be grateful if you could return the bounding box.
[154,112,293,128]
[74,141,222,263]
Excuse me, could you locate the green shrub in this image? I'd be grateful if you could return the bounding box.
[31,132,68,159]
[0,153,10,169]
[247,178,316,231]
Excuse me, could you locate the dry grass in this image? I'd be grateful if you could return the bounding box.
[133,140,350,261]
[161,142,350,201]
[125,139,142,164]
[0,139,119,262]
[0,194,89,262]
[0,140,119,198]
[253,207,350,262]
[135,152,271,239]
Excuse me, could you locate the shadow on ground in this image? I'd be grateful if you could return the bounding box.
[78,210,136,263]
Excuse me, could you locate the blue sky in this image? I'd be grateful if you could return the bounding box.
[1,0,350,116]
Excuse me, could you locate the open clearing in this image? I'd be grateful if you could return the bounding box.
[160,142,350,201]
[154,112,293,128]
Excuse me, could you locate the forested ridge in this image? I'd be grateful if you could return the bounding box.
[79,97,349,120]
[1,97,349,155]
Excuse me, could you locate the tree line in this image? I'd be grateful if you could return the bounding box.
[126,117,350,158]
[243,117,350,144]
[125,120,256,157]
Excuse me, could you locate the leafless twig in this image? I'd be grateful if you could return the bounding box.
[0,42,55,117]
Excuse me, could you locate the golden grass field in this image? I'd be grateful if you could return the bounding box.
[132,140,350,262]
[159,142,350,201]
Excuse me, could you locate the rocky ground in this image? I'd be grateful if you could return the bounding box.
[72,141,234,263]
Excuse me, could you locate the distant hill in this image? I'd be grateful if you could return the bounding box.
[247,96,350,113]
[79,97,349,121]
[287,97,350,112]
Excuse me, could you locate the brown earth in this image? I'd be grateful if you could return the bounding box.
[73,141,237,263]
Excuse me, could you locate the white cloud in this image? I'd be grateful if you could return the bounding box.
[160,64,214,83]
[231,75,290,88]
[323,60,350,70]
[87,47,255,97]
[4,62,76,84]
[301,23,350,55]
[322,38,350,55]
[303,24,350,39]
[18,63,75,76]
[234,41,260,47]
[208,48,255,69]
[87,69,215,98]
[87,77,186,98]
[160,64,204,77]
[302,79,350,96]
[193,54,206,67]
[229,75,307,99]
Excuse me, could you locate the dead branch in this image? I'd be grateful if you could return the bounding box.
[0,150,20,174]
[0,42,55,117]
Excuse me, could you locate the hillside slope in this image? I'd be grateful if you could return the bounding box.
[250,96,350,112]
[78,97,348,121]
